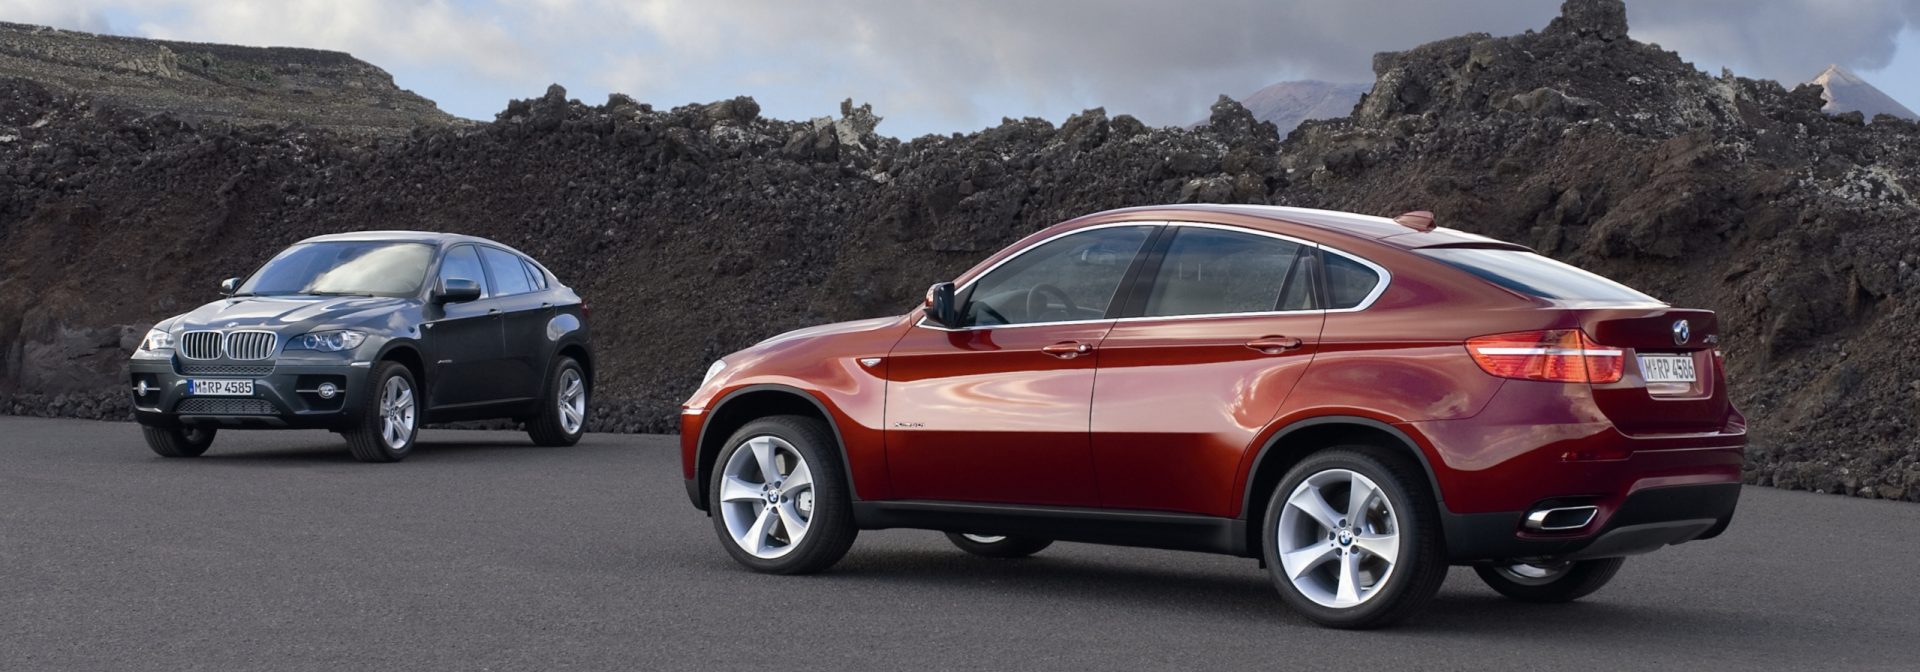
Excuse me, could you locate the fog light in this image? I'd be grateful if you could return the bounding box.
[317,382,339,400]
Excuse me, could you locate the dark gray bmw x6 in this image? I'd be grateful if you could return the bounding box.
[128,231,593,462]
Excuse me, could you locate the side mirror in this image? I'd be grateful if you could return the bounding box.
[219,277,242,296]
[923,282,960,328]
[434,278,483,304]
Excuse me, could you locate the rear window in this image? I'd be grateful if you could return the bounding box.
[1418,248,1660,303]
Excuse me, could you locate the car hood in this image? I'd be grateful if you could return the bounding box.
[751,316,903,350]
[169,295,412,334]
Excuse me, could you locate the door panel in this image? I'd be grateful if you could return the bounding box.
[883,224,1155,506]
[479,246,546,400]
[424,245,506,409]
[884,322,1113,506]
[426,301,505,408]
[1091,224,1325,516]
[1092,314,1323,515]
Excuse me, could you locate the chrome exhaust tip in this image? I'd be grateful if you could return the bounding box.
[1524,505,1598,532]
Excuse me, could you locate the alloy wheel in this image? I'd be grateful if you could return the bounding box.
[1276,468,1403,608]
[380,375,416,450]
[557,368,586,434]
[718,435,817,559]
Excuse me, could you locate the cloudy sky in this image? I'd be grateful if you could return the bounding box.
[4,0,1919,137]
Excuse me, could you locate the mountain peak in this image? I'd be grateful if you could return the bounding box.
[1805,64,1916,120]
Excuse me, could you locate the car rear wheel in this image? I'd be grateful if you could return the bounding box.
[142,425,216,458]
[1474,558,1625,603]
[945,533,1054,558]
[343,362,418,463]
[1262,448,1447,629]
[527,357,587,447]
[710,416,856,574]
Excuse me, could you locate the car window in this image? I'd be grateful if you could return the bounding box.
[1323,252,1383,310]
[1415,248,1661,304]
[522,260,549,290]
[1143,227,1307,318]
[962,226,1153,327]
[1278,252,1317,311]
[481,247,535,296]
[238,242,434,298]
[439,245,490,298]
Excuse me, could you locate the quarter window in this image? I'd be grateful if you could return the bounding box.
[481,247,535,296]
[438,245,490,298]
[1142,227,1308,318]
[1324,252,1383,310]
[962,226,1152,327]
[522,260,550,290]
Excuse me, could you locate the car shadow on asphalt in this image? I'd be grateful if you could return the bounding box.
[194,437,560,464]
[810,549,1779,635]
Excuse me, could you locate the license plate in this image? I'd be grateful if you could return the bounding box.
[1637,354,1697,383]
[187,379,255,396]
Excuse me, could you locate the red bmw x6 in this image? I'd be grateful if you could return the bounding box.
[679,205,1744,628]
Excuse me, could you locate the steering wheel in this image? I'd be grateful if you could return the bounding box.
[1025,284,1078,322]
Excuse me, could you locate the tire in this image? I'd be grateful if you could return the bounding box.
[342,361,419,463]
[709,416,856,575]
[142,424,216,458]
[945,533,1053,558]
[1474,558,1625,603]
[1262,447,1447,629]
[528,356,588,447]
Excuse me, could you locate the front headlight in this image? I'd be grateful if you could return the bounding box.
[139,328,174,352]
[286,330,367,353]
[700,359,727,388]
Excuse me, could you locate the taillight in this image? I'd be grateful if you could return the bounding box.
[1466,330,1623,384]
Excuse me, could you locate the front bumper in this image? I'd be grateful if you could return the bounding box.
[129,357,372,430]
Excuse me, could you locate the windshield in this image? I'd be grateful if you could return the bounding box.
[1417,248,1661,304]
[237,242,435,298]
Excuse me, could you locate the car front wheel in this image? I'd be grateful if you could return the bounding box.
[142,425,216,458]
[710,416,856,574]
[1474,558,1625,603]
[1262,448,1447,629]
[342,361,418,463]
[527,356,587,447]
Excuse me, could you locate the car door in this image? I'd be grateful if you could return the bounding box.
[1090,224,1327,516]
[478,245,548,402]
[883,224,1158,507]
[423,244,506,409]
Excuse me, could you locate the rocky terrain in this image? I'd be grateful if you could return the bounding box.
[2,0,1916,501]
[1228,80,1372,135]
[0,22,455,136]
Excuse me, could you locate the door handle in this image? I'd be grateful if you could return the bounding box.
[1041,342,1093,359]
[1246,336,1303,354]
[487,308,502,315]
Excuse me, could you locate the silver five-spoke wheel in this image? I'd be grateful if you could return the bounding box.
[1276,468,1402,609]
[380,375,416,451]
[556,368,586,435]
[718,435,816,559]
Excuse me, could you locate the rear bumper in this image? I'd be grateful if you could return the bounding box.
[129,358,370,430]
[1442,482,1740,563]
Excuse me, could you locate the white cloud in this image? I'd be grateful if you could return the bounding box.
[3,0,1919,134]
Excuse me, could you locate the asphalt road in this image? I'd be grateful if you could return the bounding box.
[2,416,1914,671]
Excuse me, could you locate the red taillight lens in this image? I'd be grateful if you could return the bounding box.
[1466,330,1623,384]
